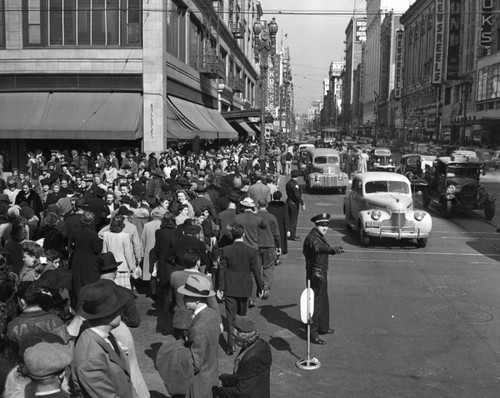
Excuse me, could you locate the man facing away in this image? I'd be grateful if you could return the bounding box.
[217,224,263,355]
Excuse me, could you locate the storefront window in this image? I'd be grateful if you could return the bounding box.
[24,0,141,47]
[477,64,500,102]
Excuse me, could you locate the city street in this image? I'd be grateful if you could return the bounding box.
[132,173,500,398]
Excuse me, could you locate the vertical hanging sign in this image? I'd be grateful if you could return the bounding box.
[480,0,493,48]
[394,30,404,99]
[447,0,461,79]
[433,0,445,84]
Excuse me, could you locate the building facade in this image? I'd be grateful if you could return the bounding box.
[0,0,264,169]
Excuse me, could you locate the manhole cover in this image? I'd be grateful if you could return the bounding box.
[431,304,493,323]
[430,286,467,297]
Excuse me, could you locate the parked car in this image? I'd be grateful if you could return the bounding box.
[368,148,396,172]
[303,148,349,193]
[482,149,500,170]
[344,172,432,247]
[422,156,495,219]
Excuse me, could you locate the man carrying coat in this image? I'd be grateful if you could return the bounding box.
[302,213,343,345]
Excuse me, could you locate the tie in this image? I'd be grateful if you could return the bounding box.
[107,333,121,357]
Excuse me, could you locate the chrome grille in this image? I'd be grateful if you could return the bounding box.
[459,183,477,202]
[380,212,415,233]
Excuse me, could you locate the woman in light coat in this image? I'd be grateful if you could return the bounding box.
[102,214,136,289]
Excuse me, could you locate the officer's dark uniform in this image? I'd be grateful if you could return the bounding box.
[303,213,342,344]
[285,171,303,240]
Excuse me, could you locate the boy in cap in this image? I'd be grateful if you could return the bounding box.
[23,340,73,397]
[178,274,220,397]
[302,213,344,345]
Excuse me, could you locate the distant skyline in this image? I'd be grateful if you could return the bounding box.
[260,0,357,114]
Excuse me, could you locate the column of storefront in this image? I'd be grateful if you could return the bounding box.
[143,0,167,153]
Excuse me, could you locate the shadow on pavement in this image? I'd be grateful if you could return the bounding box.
[268,336,301,360]
[145,342,162,363]
[259,304,303,339]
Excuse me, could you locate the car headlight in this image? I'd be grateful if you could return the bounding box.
[389,158,393,163]
[455,185,461,193]
[446,185,456,194]
[371,210,381,220]
[414,211,424,221]
[338,175,343,181]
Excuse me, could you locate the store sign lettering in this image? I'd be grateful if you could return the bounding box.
[481,0,493,48]
[433,0,445,84]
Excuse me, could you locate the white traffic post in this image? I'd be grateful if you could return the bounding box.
[296,279,321,370]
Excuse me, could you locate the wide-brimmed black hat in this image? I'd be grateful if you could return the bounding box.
[97,252,122,273]
[35,268,72,290]
[78,279,129,320]
[182,219,201,235]
[117,205,134,216]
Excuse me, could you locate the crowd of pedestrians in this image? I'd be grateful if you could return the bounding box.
[0,140,325,397]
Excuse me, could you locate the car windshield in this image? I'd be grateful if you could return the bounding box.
[365,180,410,194]
[446,166,480,178]
[315,156,339,164]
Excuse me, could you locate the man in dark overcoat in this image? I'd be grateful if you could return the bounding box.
[217,224,263,355]
[302,213,343,345]
[285,170,304,241]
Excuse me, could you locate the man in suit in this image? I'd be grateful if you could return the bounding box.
[285,170,304,241]
[179,274,220,398]
[256,199,281,299]
[247,171,271,205]
[171,249,221,340]
[165,221,209,272]
[72,279,137,398]
[217,224,263,355]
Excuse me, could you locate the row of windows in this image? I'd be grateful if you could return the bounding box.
[166,0,254,102]
[20,0,141,47]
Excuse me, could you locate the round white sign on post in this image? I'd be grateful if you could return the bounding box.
[299,287,315,324]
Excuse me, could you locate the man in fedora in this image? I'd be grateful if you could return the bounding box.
[178,274,220,398]
[303,213,344,345]
[171,249,220,340]
[217,190,240,248]
[97,252,141,328]
[72,279,136,398]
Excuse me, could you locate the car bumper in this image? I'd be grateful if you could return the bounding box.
[364,225,431,239]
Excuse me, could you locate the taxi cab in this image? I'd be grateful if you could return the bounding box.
[344,172,432,247]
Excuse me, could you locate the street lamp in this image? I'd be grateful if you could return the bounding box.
[253,17,278,158]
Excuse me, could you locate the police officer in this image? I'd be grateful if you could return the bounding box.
[303,213,343,345]
[286,170,304,241]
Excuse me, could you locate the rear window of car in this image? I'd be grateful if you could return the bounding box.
[314,156,339,164]
[365,180,410,194]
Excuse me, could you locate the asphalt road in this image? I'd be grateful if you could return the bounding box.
[132,173,500,398]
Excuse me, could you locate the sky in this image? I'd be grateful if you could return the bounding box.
[260,0,356,115]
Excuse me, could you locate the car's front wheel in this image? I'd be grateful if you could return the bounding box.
[416,238,428,248]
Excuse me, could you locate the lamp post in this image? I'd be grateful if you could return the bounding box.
[253,17,278,158]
